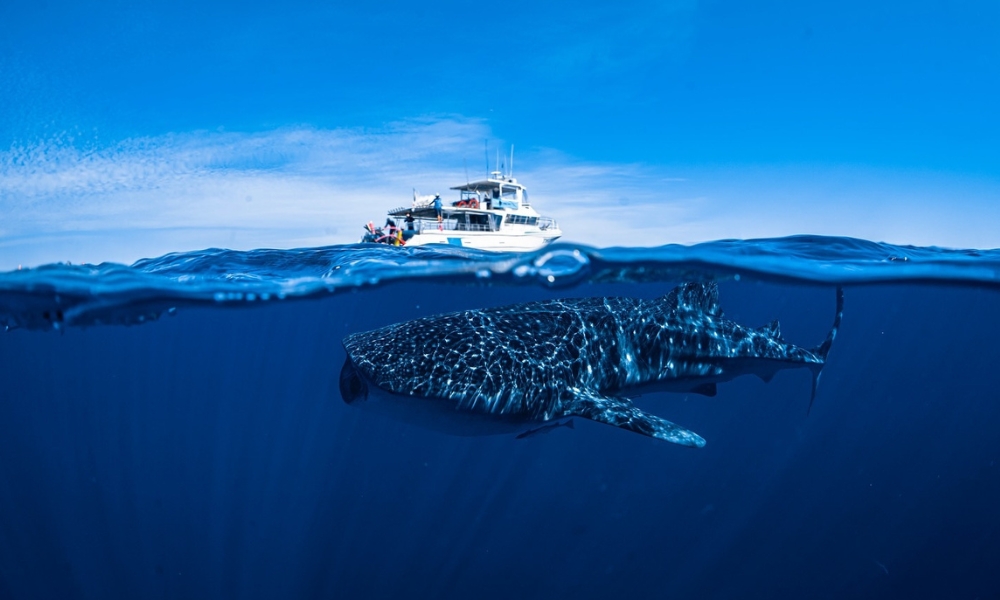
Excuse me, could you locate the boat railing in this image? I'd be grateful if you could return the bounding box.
[415,220,493,233]
[397,216,558,234]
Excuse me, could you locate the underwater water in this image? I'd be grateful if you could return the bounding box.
[1,236,999,599]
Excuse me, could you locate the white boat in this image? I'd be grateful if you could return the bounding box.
[362,167,562,252]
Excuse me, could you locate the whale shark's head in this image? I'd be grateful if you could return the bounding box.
[337,352,531,437]
[339,358,369,404]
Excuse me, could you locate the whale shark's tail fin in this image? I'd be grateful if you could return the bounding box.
[807,286,845,415]
[815,286,845,362]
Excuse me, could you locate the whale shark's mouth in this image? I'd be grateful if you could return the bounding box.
[339,359,369,404]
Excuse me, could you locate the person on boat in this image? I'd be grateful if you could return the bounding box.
[362,222,380,243]
[405,212,415,231]
[433,194,443,230]
[372,225,389,244]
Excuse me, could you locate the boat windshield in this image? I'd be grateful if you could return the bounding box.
[495,185,520,209]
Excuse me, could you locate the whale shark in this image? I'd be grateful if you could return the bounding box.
[339,282,844,448]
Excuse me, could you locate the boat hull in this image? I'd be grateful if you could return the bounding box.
[402,229,561,252]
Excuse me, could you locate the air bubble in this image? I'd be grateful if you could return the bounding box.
[533,248,591,286]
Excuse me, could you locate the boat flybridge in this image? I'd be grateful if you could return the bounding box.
[361,166,562,252]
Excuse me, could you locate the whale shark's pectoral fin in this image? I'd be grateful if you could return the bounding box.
[562,389,706,448]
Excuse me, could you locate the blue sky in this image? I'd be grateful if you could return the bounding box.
[2,0,999,267]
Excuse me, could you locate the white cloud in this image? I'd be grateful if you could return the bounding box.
[0,119,496,267]
[1,117,998,270]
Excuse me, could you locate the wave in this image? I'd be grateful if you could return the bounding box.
[2,235,998,331]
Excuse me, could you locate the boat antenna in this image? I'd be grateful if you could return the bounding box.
[464,158,469,185]
[484,140,489,177]
[510,145,514,178]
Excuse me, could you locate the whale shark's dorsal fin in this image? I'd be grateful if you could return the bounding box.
[561,388,706,448]
[661,282,721,316]
[758,319,781,339]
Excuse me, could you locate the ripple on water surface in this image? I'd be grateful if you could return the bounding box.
[1,236,998,331]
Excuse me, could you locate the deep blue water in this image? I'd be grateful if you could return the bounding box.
[2,236,999,599]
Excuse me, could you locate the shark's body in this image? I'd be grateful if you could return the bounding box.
[339,282,843,447]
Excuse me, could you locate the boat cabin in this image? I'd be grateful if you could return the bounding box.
[449,172,529,211]
[388,172,537,234]
[367,164,560,251]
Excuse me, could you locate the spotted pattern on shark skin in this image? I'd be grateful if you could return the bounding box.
[341,282,843,446]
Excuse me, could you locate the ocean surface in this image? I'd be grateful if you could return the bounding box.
[2,235,999,599]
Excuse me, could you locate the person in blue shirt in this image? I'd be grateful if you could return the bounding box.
[433,194,443,230]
